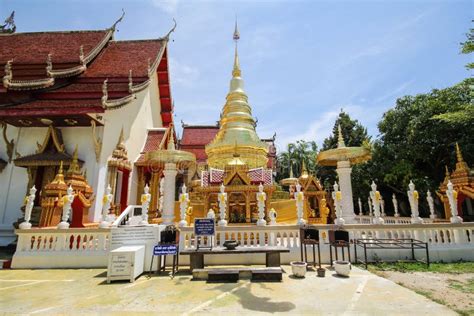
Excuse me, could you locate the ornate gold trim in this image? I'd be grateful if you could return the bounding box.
[1,122,14,162]
[36,126,65,154]
[90,120,102,162]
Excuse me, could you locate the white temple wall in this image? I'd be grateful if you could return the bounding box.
[0,75,164,239]
[60,126,106,223]
[0,126,47,245]
[94,78,162,220]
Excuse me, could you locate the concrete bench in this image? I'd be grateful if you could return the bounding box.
[180,246,290,272]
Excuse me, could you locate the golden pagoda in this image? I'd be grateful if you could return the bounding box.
[205,22,268,169]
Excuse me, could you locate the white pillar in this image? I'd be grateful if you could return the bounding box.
[336,160,356,223]
[162,162,177,225]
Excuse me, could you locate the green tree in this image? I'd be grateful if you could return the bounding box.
[373,78,474,216]
[276,140,318,183]
[432,25,473,123]
[460,23,474,69]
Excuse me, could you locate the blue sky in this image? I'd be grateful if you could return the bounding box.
[2,0,471,152]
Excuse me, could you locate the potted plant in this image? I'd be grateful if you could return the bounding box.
[290,261,307,278]
[333,260,351,277]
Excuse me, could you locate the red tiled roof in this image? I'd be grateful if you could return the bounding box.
[135,129,167,164]
[83,40,164,78]
[0,30,109,64]
[181,148,208,162]
[142,129,166,153]
[0,99,103,116]
[180,125,219,146]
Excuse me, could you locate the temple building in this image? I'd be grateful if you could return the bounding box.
[438,143,474,222]
[0,12,176,244]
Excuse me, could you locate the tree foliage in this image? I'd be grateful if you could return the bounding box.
[367,78,474,216]
[276,140,318,183]
[461,23,474,69]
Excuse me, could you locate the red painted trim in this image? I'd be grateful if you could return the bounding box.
[0,107,104,116]
[119,168,130,213]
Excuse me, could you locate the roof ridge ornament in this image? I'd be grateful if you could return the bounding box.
[3,60,12,88]
[0,11,16,34]
[46,53,53,75]
[1,122,14,162]
[128,69,133,92]
[110,9,125,31]
[101,79,108,106]
[163,18,177,41]
[79,45,85,65]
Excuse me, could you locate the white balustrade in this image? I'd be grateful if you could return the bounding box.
[12,228,110,269]
[356,215,435,225]
[11,221,474,268]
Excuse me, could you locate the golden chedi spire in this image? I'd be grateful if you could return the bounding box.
[67,145,81,176]
[455,142,469,172]
[205,21,268,169]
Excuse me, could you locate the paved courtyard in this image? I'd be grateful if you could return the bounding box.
[0,266,455,315]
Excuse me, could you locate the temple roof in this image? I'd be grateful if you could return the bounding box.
[135,128,166,165]
[0,30,109,64]
[180,125,219,146]
[0,16,174,127]
[83,40,164,78]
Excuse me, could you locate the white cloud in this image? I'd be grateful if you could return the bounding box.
[151,0,179,14]
[373,79,414,104]
[168,58,200,87]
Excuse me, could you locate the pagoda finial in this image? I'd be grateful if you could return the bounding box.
[337,124,346,148]
[67,145,81,175]
[455,142,464,163]
[289,161,294,178]
[168,123,176,151]
[117,127,125,147]
[59,161,63,175]
[232,18,241,78]
[300,160,309,179]
[445,165,450,178]
[51,161,66,185]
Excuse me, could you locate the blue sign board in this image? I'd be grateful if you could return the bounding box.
[194,218,215,236]
[153,244,178,256]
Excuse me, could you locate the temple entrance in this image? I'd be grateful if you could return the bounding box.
[229,192,247,223]
[460,194,474,221]
[113,168,130,213]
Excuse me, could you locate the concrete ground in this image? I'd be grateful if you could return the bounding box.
[0,266,455,315]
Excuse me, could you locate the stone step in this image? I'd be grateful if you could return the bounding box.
[207,269,239,282]
[251,268,283,282]
[193,267,283,282]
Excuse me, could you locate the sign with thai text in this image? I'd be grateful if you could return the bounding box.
[153,244,178,256]
[194,218,215,236]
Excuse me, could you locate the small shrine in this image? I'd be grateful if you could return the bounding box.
[13,126,80,226]
[438,143,474,221]
[39,148,94,228]
[297,162,331,224]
